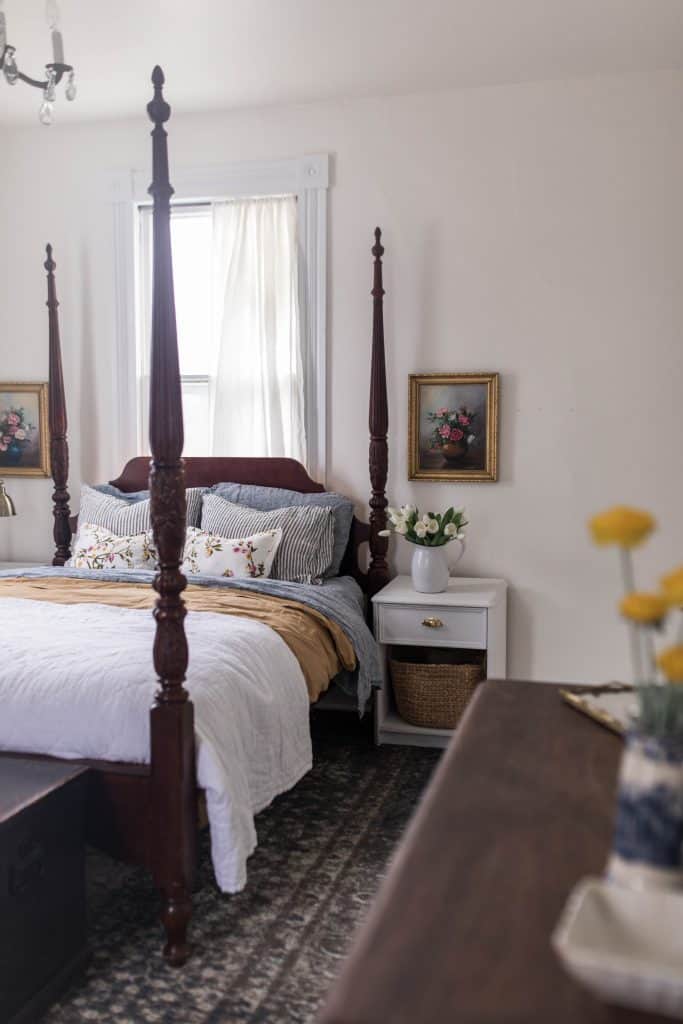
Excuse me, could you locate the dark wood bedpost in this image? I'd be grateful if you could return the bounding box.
[146,66,196,967]
[45,244,72,566]
[367,227,390,597]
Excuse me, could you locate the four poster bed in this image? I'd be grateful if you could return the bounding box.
[0,68,390,966]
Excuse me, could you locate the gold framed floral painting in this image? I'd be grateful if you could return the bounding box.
[408,373,499,482]
[0,383,50,476]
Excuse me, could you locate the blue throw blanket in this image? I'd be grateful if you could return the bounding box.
[0,567,382,711]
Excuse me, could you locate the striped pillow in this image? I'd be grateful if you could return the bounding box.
[210,482,354,578]
[201,493,335,584]
[77,484,205,536]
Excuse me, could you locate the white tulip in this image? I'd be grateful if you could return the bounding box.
[444,522,456,537]
[395,523,408,535]
[457,531,465,540]
[414,522,427,538]
[427,519,439,534]
[421,513,431,525]
[403,504,417,515]
[387,506,399,519]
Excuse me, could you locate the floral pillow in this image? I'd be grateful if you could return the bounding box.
[68,523,157,571]
[182,527,282,579]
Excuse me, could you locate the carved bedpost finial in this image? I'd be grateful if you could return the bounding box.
[372,226,384,263]
[145,67,196,968]
[147,65,171,127]
[147,66,174,211]
[367,227,390,598]
[45,243,72,566]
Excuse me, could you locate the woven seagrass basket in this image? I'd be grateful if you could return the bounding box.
[390,658,484,730]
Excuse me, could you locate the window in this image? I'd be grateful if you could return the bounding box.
[114,155,329,480]
[136,196,306,462]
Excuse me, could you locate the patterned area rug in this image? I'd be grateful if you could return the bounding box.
[45,716,440,1024]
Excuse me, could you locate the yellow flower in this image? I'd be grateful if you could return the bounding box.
[589,506,656,549]
[619,592,668,625]
[661,566,683,607]
[657,646,683,683]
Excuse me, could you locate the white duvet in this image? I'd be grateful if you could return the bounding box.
[0,597,312,892]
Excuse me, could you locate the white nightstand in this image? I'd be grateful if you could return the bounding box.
[372,576,507,748]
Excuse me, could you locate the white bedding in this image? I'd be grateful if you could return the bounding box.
[0,596,312,892]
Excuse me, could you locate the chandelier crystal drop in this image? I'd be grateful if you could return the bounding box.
[0,0,77,124]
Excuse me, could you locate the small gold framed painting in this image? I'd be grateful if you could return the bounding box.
[408,373,499,482]
[0,383,50,477]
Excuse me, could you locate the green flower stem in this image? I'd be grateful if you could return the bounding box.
[645,628,660,684]
[619,548,643,684]
[638,683,683,739]
[619,547,635,592]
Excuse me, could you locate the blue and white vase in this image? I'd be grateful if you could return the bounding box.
[608,731,683,890]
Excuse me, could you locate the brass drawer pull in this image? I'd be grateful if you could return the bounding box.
[422,617,444,629]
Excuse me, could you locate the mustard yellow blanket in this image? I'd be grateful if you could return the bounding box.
[0,577,356,703]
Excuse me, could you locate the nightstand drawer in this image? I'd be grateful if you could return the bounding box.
[376,604,487,648]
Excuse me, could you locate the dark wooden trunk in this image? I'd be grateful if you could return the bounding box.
[0,760,88,1024]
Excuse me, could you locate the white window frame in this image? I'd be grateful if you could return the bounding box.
[109,154,329,483]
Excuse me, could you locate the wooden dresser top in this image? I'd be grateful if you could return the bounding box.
[317,680,656,1024]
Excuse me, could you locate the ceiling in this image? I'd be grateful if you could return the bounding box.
[1,0,683,126]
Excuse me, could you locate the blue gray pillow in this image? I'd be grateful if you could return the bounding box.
[90,483,206,528]
[93,483,150,503]
[211,482,354,577]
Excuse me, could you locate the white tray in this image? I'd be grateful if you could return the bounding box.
[553,877,683,1019]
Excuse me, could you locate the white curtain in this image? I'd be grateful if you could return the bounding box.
[209,195,306,462]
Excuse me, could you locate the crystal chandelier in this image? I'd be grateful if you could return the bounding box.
[0,0,76,125]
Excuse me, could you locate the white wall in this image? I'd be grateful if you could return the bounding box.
[1,70,681,684]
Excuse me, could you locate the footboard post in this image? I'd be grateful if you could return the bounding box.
[45,244,72,566]
[367,228,390,597]
[147,66,197,967]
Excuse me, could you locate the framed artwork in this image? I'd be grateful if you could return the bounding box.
[0,383,50,477]
[408,372,499,481]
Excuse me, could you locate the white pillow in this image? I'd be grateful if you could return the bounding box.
[67,523,157,571]
[182,527,282,579]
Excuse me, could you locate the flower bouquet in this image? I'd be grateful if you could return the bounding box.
[589,505,683,888]
[380,504,468,593]
[427,407,476,464]
[0,406,34,464]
